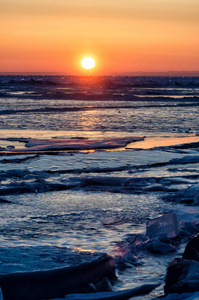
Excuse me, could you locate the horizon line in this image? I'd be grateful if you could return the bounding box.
[0,70,199,76]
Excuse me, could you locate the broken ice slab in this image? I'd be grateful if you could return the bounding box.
[146,212,180,239]
[165,259,199,295]
[145,236,176,254]
[164,185,199,205]
[0,288,3,300]
[0,255,116,300]
[24,137,144,151]
[158,291,199,300]
[62,283,160,299]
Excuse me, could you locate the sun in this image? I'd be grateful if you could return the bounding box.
[81,57,95,69]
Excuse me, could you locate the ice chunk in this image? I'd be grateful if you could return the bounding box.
[170,155,199,165]
[145,236,176,254]
[0,288,3,300]
[63,283,160,299]
[171,185,199,205]
[0,255,116,300]
[24,137,144,151]
[184,185,199,205]
[159,291,199,300]
[6,145,15,149]
[165,259,199,294]
[183,234,199,261]
[146,212,180,238]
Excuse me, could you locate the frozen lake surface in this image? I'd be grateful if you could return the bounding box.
[0,75,199,299]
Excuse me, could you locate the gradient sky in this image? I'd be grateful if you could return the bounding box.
[1,0,199,74]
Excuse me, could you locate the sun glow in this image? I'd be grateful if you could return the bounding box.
[81,57,95,69]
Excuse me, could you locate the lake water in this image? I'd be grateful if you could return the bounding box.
[0,75,199,299]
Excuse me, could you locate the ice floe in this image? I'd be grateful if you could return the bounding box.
[62,283,160,299]
[0,255,116,300]
[23,137,144,151]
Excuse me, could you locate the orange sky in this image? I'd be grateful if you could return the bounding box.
[1,0,199,75]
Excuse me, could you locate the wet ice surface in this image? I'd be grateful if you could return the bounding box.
[0,76,199,299]
[1,149,184,251]
[0,146,199,298]
[1,102,199,134]
[0,76,199,135]
[0,190,166,249]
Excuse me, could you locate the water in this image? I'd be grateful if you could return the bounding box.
[0,75,199,134]
[0,75,199,298]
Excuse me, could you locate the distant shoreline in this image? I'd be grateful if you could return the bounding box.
[0,71,199,76]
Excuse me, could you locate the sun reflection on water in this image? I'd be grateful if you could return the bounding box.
[78,109,100,131]
[72,247,95,254]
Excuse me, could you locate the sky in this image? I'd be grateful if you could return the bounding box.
[1,0,199,75]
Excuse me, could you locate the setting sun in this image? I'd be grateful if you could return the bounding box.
[81,58,95,70]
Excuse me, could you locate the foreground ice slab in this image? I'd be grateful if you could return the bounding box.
[61,283,160,299]
[0,254,116,300]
